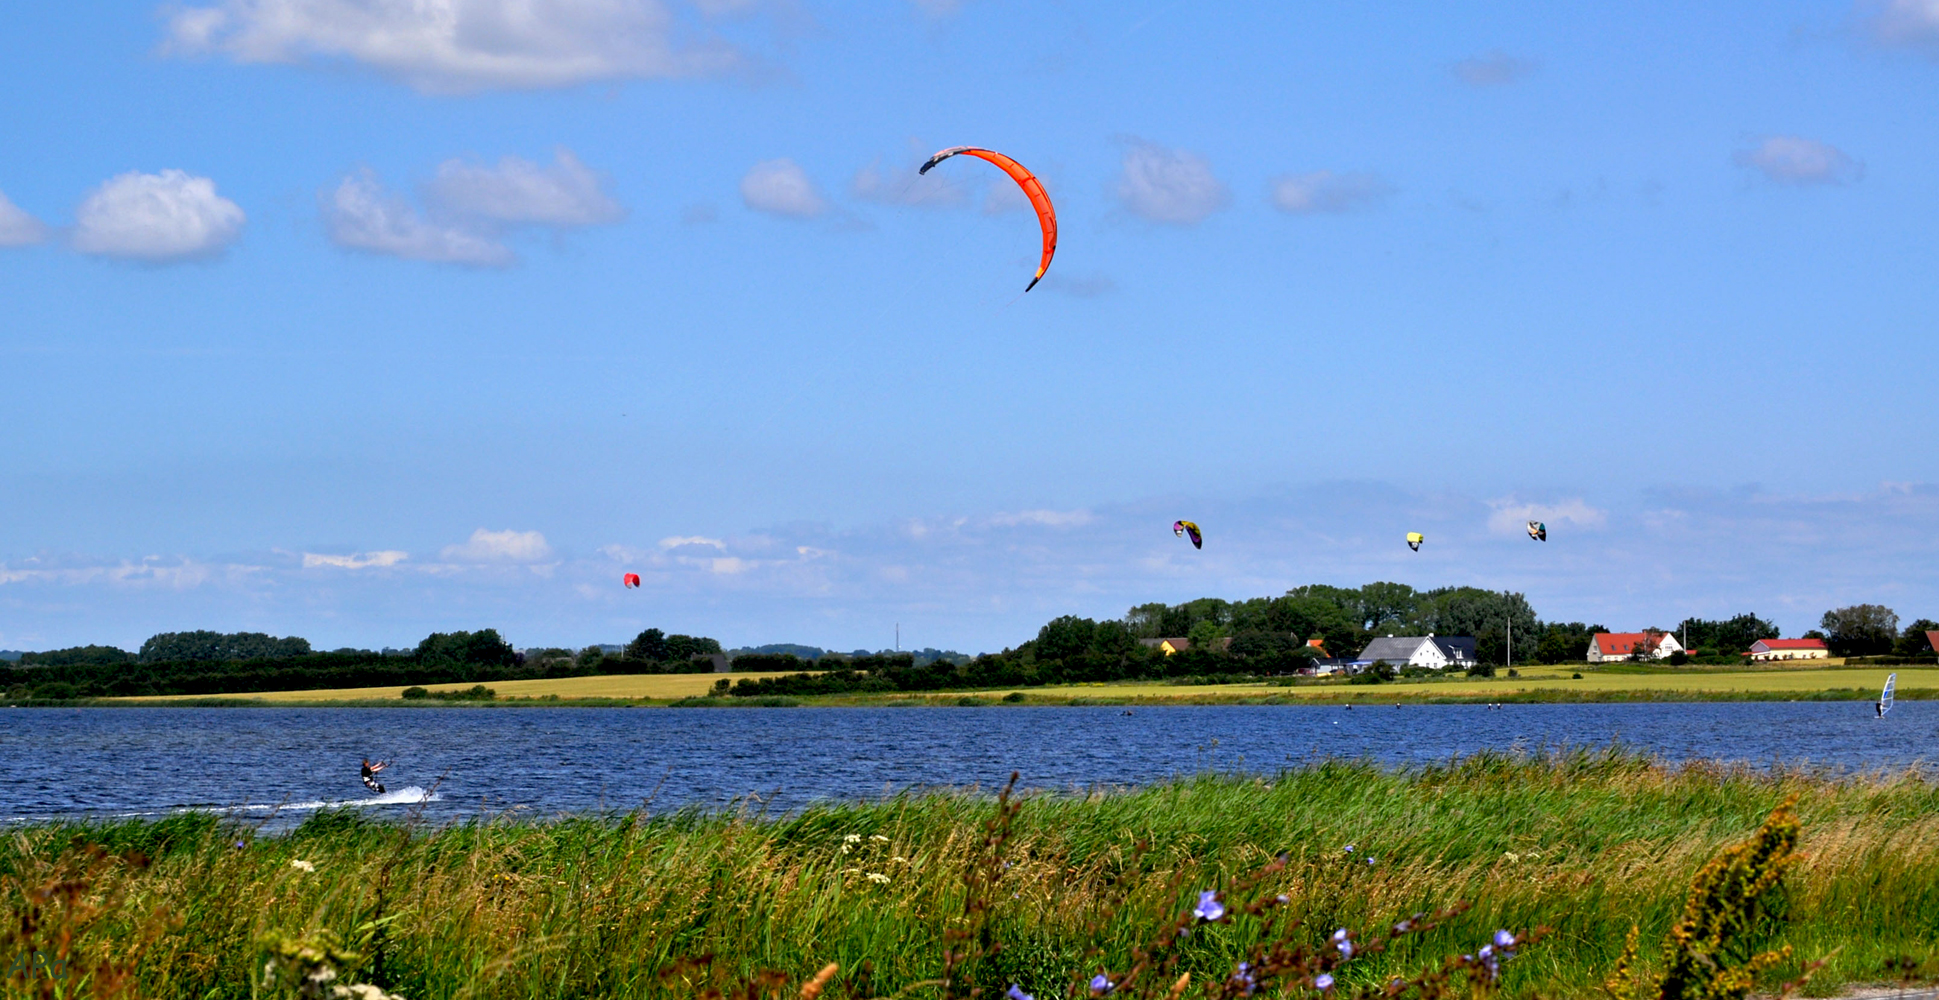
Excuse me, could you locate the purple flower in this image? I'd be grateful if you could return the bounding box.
[1365,857,1375,866]
[1089,974,1114,995]
[1343,844,1355,853]
[1007,985,1033,1000]
[1194,889,1225,921]
[1230,962,1258,996]
[1314,973,1335,991]
[1333,928,1353,959]
[1494,930,1517,950]
[233,841,246,849]
[1275,894,1290,904]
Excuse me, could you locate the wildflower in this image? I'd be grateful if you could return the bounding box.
[865,872,890,884]
[891,856,908,864]
[1275,894,1289,904]
[1392,917,1416,934]
[289,859,316,873]
[234,841,246,849]
[1229,962,1258,996]
[843,833,862,843]
[1494,929,1517,950]
[1333,928,1353,959]
[1090,974,1115,995]
[1474,944,1500,982]
[1344,844,1355,853]
[870,834,890,842]
[1365,856,1375,866]
[1314,973,1335,991]
[1007,985,1033,1000]
[1193,889,1225,921]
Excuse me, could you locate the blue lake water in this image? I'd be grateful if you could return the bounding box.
[10,702,1933,830]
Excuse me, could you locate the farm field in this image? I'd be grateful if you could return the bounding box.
[108,671,807,704]
[1001,663,1928,703]
[100,662,1929,706]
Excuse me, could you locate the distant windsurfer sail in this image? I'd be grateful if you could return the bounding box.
[1879,672,1896,718]
[361,758,389,794]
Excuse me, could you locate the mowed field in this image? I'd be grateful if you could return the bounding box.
[111,672,807,703]
[1016,663,1924,702]
[106,662,1926,705]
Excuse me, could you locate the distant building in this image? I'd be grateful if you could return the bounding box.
[1588,632,1684,663]
[1353,634,1478,671]
[1747,638,1828,662]
[1309,657,1351,676]
[1305,638,1329,657]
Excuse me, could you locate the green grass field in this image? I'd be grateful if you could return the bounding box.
[10,750,1935,999]
[109,671,807,704]
[99,663,1925,707]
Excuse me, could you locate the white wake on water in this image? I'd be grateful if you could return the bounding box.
[223,785,440,814]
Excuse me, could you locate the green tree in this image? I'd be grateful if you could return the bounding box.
[19,645,133,667]
[1035,616,1097,661]
[415,629,518,667]
[1534,622,1606,664]
[1186,619,1225,652]
[1675,614,1777,655]
[1089,620,1139,659]
[1820,604,1899,657]
[1417,587,1538,665]
[1894,619,1939,656]
[1355,581,1419,632]
[625,628,667,661]
[139,631,311,662]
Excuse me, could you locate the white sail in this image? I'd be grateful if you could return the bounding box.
[1881,672,1897,717]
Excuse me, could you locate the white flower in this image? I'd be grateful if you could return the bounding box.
[843,833,862,843]
[870,834,891,843]
[865,872,891,883]
[289,859,316,873]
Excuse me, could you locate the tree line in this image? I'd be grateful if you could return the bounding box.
[2,625,728,701]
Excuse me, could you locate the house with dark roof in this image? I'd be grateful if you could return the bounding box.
[1353,634,1477,671]
[1587,631,1684,663]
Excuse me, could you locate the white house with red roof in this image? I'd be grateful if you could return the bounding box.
[1747,638,1828,662]
[1587,631,1684,663]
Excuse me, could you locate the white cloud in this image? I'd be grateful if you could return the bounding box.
[710,557,750,574]
[425,148,624,226]
[1485,498,1608,536]
[0,190,47,247]
[1113,140,1228,225]
[162,0,744,95]
[659,535,726,549]
[442,528,554,562]
[1865,0,1939,54]
[988,509,1094,528]
[740,158,826,218]
[1269,171,1395,214]
[1733,136,1864,186]
[302,550,408,569]
[1450,51,1537,86]
[72,170,245,262]
[850,156,967,207]
[321,169,514,266]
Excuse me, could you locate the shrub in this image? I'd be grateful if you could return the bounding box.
[401,686,429,699]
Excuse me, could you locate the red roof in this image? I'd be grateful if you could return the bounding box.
[1752,638,1827,651]
[1594,632,1657,655]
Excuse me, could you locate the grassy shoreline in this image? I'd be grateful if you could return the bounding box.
[8,749,1936,999]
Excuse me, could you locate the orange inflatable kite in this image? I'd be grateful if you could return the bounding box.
[919,146,1057,292]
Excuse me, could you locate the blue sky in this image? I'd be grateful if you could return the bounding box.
[4,1,1939,653]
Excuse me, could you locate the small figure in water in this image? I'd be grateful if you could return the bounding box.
[361,758,389,794]
[1877,700,1884,718]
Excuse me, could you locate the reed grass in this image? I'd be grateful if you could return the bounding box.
[5,748,1936,999]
